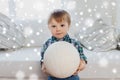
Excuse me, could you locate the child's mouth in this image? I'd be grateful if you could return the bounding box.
[56,33,62,35]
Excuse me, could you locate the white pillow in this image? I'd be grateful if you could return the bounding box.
[0,13,25,50]
[75,19,117,51]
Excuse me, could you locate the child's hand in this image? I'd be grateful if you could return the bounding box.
[41,63,50,75]
[73,60,86,75]
[41,63,46,72]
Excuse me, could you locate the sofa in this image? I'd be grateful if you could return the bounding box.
[0,47,120,80]
[0,0,120,79]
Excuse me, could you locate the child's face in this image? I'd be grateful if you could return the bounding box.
[48,19,69,39]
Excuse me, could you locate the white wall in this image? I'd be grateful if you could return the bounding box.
[0,0,117,47]
[116,0,120,27]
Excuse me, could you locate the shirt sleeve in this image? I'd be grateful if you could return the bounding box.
[40,41,49,63]
[75,41,87,64]
[40,44,46,61]
[40,43,47,67]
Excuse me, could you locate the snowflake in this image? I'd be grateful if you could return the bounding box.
[74,12,78,15]
[105,12,108,15]
[92,32,96,34]
[84,18,94,27]
[23,12,27,16]
[106,36,109,39]
[29,66,33,70]
[82,27,86,31]
[24,27,33,37]
[13,45,16,49]
[3,27,7,31]
[18,2,24,9]
[33,48,38,52]
[103,1,109,9]
[2,30,6,34]
[98,58,108,68]
[88,8,92,13]
[115,55,119,59]
[11,19,15,23]
[6,53,10,57]
[38,19,42,23]
[112,68,117,74]
[93,38,96,41]
[13,37,16,40]
[111,2,116,6]
[95,13,101,19]
[21,18,25,21]
[30,40,35,44]
[30,14,34,18]
[40,29,43,32]
[29,74,38,80]
[36,32,40,36]
[93,8,96,11]
[20,23,23,27]
[88,46,92,50]
[94,70,97,73]
[79,36,84,39]
[99,29,104,33]
[118,42,120,46]
[27,43,31,47]
[84,0,87,3]
[37,52,40,56]
[2,27,7,34]
[7,38,10,40]
[75,23,79,27]
[25,57,29,61]
[79,11,84,16]
[89,34,92,37]
[33,1,45,11]
[48,0,55,3]
[66,1,76,10]
[16,70,25,80]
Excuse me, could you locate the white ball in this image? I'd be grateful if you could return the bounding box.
[44,41,80,78]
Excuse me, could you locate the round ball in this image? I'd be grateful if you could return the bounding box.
[43,41,80,78]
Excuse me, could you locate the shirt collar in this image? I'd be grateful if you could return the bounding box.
[51,34,70,41]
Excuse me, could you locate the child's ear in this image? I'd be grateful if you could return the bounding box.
[68,25,70,29]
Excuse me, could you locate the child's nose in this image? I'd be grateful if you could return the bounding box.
[56,27,61,31]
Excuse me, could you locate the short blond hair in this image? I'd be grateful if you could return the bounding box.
[48,9,71,26]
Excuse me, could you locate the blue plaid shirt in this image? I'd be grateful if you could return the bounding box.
[40,34,87,64]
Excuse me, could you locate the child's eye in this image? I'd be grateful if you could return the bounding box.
[52,25,56,28]
[61,24,65,27]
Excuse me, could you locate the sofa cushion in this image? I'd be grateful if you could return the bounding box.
[0,47,120,79]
